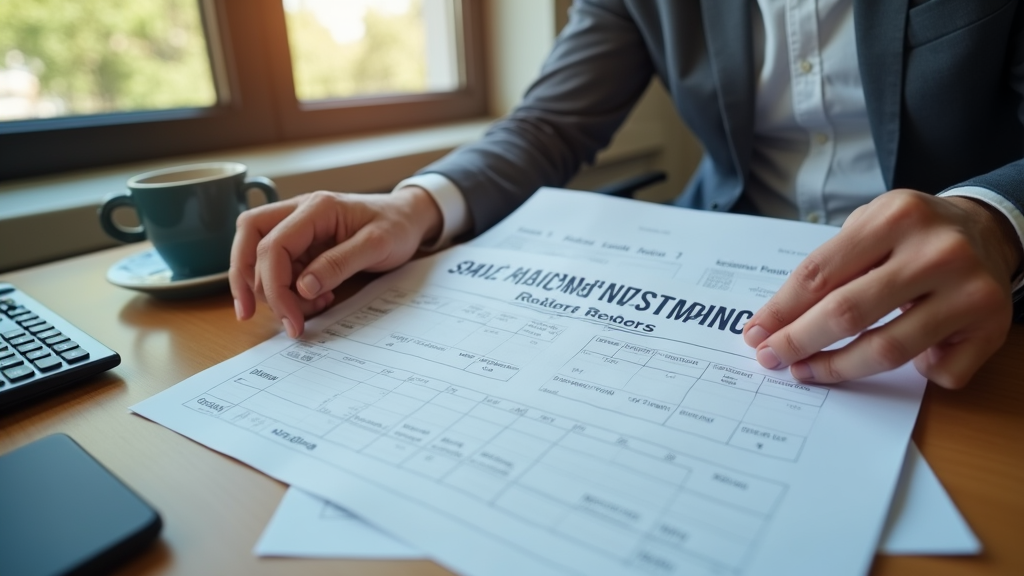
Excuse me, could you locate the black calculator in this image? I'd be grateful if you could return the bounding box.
[0,283,120,410]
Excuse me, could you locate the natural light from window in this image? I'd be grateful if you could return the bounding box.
[0,0,216,122]
[284,0,462,103]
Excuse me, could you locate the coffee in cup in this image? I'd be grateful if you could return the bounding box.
[99,162,277,279]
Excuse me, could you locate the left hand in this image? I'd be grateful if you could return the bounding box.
[742,189,1022,388]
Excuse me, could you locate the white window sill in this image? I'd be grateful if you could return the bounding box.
[0,120,492,273]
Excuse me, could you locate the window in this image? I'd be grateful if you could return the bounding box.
[0,0,217,121]
[0,0,485,181]
[285,0,462,102]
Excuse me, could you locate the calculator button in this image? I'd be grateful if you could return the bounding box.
[20,318,45,329]
[15,314,39,325]
[26,349,51,361]
[34,356,62,372]
[37,329,61,340]
[0,348,12,361]
[1,328,26,341]
[53,341,79,353]
[10,335,34,346]
[60,348,90,363]
[2,364,34,382]
[0,357,24,369]
[44,334,69,346]
[6,306,30,318]
[27,323,53,334]
[16,342,42,354]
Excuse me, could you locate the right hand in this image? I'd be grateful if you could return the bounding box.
[229,186,442,338]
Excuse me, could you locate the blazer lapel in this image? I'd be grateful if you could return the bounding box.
[700,0,756,185]
[854,0,909,188]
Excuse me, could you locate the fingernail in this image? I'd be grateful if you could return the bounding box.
[234,298,243,321]
[745,324,770,347]
[756,346,782,369]
[282,317,297,338]
[791,362,814,381]
[298,274,321,298]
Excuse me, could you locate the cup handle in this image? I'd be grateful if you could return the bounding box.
[98,194,147,243]
[244,176,279,207]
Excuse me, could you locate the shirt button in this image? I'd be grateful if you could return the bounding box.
[806,212,821,224]
[799,60,813,74]
[813,133,829,145]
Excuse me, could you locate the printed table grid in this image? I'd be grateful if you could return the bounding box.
[320,289,566,382]
[184,342,787,575]
[544,336,830,462]
[697,269,783,299]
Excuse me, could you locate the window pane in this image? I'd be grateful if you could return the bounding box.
[284,0,462,103]
[0,0,217,122]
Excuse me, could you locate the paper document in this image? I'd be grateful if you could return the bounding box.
[252,189,975,562]
[471,188,978,555]
[254,486,419,558]
[260,443,976,558]
[134,239,927,575]
[471,188,837,300]
[878,442,981,555]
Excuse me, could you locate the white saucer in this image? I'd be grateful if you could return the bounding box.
[107,249,229,298]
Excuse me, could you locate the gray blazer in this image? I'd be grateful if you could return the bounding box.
[421,0,1024,236]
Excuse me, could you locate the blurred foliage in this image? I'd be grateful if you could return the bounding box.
[0,0,215,119]
[286,1,428,102]
[0,0,440,120]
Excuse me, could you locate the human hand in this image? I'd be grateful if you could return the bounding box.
[743,189,1022,388]
[230,186,442,338]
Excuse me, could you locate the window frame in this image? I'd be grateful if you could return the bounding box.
[0,0,487,182]
[267,0,487,140]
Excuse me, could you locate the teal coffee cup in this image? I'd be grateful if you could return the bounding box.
[99,162,278,279]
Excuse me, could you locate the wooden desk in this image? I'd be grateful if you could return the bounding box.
[1,243,1021,576]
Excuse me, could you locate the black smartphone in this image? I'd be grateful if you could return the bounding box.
[0,434,162,576]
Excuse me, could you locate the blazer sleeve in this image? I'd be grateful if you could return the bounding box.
[947,7,1024,322]
[953,1,1024,224]
[416,0,655,236]
[952,160,1024,323]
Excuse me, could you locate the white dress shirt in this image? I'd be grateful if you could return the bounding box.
[396,0,1024,291]
[747,0,884,225]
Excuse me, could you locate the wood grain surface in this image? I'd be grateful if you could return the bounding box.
[1,243,1021,576]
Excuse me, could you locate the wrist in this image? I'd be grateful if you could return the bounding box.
[947,196,1024,283]
[392,185,443,247]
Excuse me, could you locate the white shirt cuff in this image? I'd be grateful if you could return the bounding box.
[393,173,472,251]
[939,186,1024,294]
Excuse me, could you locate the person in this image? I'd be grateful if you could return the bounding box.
[230,0,1024,389]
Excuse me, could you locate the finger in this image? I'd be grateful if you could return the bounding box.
[230,201,299,321]
[257,237,307,338]
[256,194,351,335]
[262,291,334,339]
[913,318,1009,390]
[786,291,974,383]
[754,259,929,368]
[744,227,894,349]
[296,224,393,299]
[296,291,336,319]
[842,203,870,230]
